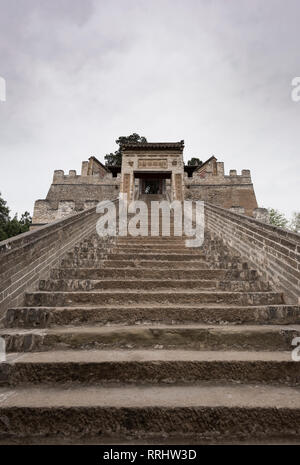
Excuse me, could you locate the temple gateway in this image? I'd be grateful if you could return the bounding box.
[1,139,300,444]
[32,140,262,227]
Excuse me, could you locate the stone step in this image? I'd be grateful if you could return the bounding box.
[112,248,205,255]
[23,290,284,307]
[0,383,300,441]
[113,244,195,251]
[50,267,231,280]
[113,236,188,246]
[6,304,300,328]
[1,323,299,352]
[116,236,187,242]
[67,252,206,261]
[116,233,192,237]
[60,259,209,269]
[38,278,269,292]
[39,279,218,292]
[108,252,205,261]
[1,350,299,386]
[77,245,194,254]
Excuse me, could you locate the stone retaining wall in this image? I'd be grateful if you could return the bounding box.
[0,202,116,324]
[205,203,300,303]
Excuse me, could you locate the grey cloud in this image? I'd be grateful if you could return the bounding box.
[0,0,299,219]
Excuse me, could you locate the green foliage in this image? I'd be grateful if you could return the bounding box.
[289,212,300,234]
[0,194,9,224]
[104,133,147,166]
[268,208,289,229]
[0,192,32,241]
[187,157,202,166]
[104,151,122,167]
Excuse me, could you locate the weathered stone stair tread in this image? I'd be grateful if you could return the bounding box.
[1,383,300,408]
[50,268,249,280]
[88,260,208,265]
[3,349,299,387]
[26,290,282,296]
[2,322,299,353]
[24,290,283,307]
[5,349,296,363]
[71,253,206,260]
[8,303,299,310]
[52,266,227,272]
[108,252,205,257]
[61,260,209,269]
[106,254,206,260]
[39,278,266,291]
[3,323,299,334]
[8,303,299,330]
[113,246,198,251]
[3,215,300,443]
[41,278,259,284]
[42,279,224,284]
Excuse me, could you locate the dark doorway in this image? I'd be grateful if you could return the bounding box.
[143,178,160,194]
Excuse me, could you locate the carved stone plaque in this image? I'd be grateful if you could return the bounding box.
[138,159,167,169]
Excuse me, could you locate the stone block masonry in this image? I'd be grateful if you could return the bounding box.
[31,157,120,228]
[0,203,116,324]
[185,157,258,217]
[31,141,260,227]
[1,201,300,443]
[205,202,300,304]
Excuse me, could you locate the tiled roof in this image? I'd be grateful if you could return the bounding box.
[121,141,184,150]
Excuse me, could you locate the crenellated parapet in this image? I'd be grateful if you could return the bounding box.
[31,143,261,228]
[52,169,119,185]
[184,156,258,216]
[31,156,120,228]
[185,157,253,185]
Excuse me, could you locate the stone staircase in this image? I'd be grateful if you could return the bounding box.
[1,217,300,443]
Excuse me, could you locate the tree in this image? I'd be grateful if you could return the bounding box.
[0,193,9,223]
[19,211,32,230]
[268,208,289,229]
[0,193,10,241]
[104,133,147,166]
[0,192,32,241]
[187,157,202,166]
[289,212,300,234]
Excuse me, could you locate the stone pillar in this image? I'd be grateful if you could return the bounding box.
[172,173,183,201]
[121,173,133,201]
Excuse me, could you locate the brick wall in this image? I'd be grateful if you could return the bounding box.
[205,203,300,304]
[31,168,120,226]
[185,183,258,216]
[185,162,258,216]
[0,202,116,324]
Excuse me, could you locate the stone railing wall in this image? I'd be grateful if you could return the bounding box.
[205,203,300,304]
[0,200,117,324]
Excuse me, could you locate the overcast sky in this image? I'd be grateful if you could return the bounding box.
[0,0,299,219]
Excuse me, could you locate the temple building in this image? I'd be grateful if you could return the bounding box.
[31,140,260,227]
